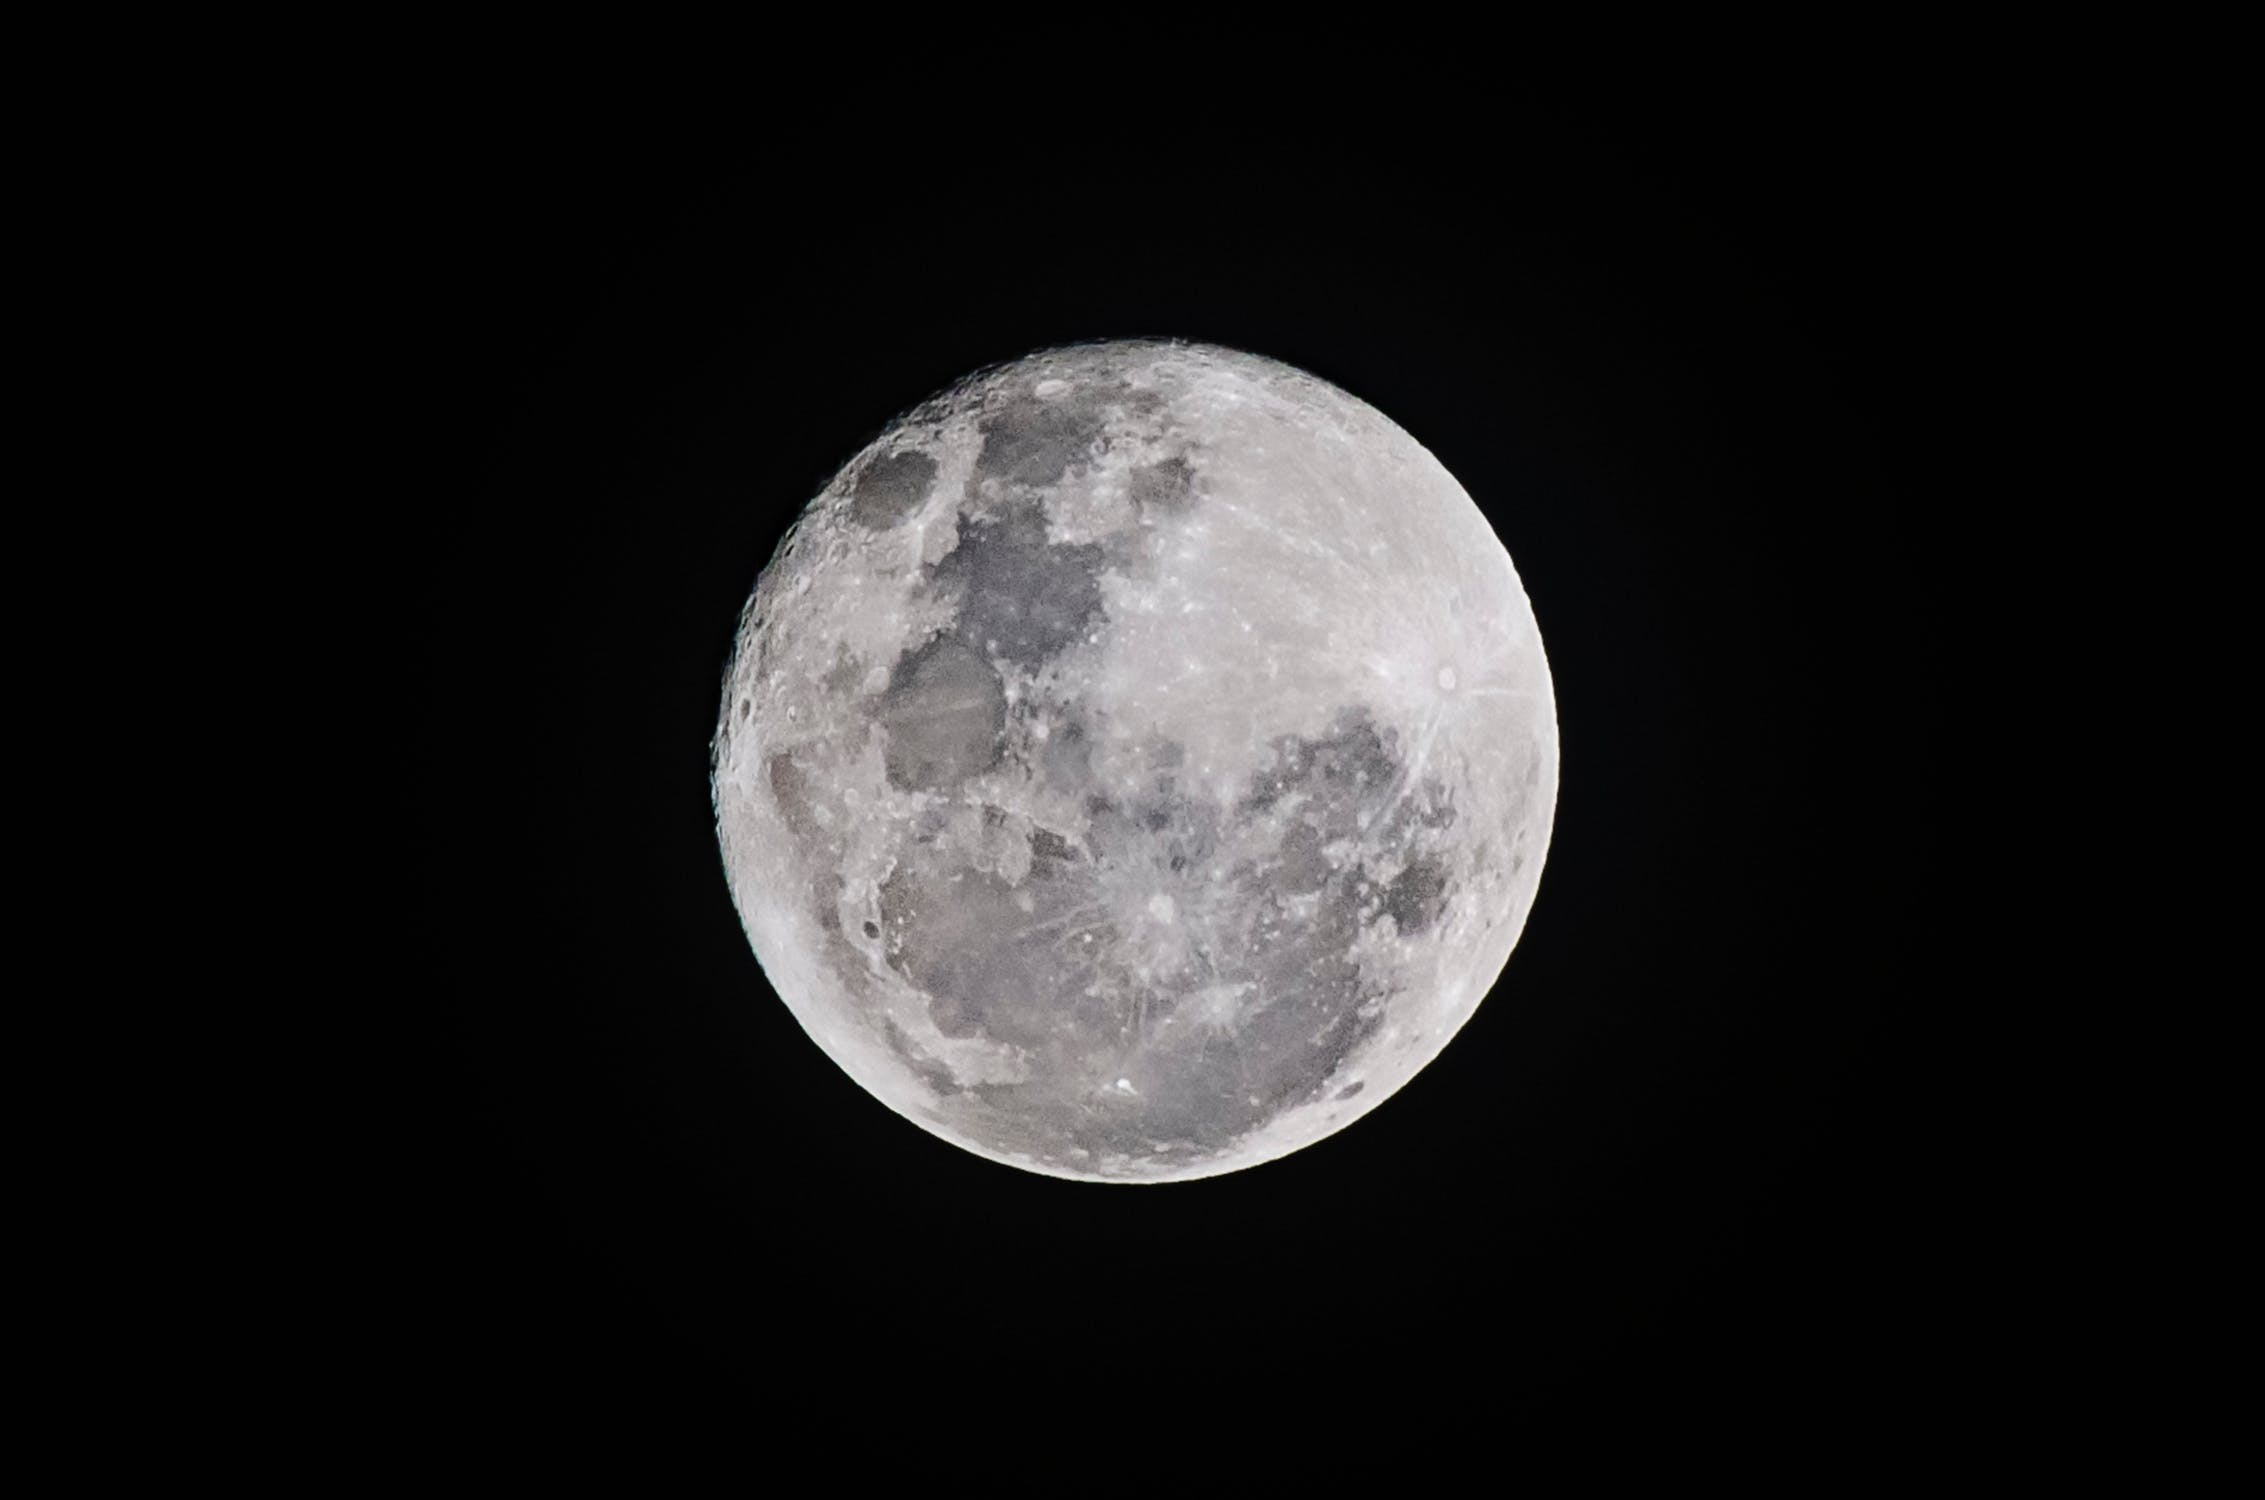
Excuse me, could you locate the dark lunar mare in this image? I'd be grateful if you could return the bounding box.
[1126,456,1197,515]
[847,449,937,529]
[931,501,1108,669]
[878,635,1006,791]
[972,386,1122,487]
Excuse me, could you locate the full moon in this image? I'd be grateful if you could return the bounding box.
[712,340,1558,1181]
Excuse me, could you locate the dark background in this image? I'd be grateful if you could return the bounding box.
[413,129,1975,1413]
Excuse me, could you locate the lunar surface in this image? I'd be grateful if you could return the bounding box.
[712,340,1557,1181]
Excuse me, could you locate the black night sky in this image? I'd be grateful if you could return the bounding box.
[413,124,1976,1415]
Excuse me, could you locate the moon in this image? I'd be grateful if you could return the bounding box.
[712,340,1558,1182]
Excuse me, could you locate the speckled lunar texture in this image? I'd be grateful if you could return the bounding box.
[713,341,1557,1181]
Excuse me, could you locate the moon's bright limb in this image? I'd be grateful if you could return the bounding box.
[712,340,1558,1182]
